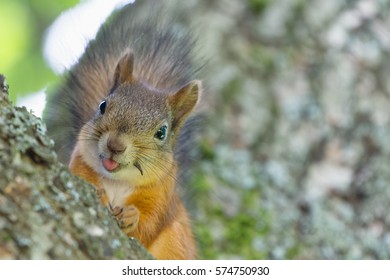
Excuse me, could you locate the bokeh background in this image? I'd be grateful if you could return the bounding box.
[2,0,390,259]
[1,0,77,104]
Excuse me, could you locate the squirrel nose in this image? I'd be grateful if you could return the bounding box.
[107,137,126,155]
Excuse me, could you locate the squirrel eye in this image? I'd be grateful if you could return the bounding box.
[155,125,168,141]
[99,100,107,114]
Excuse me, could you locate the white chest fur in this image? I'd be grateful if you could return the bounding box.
[101,179,133,208]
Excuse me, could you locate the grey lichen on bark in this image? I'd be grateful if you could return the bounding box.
[0,74,153,259]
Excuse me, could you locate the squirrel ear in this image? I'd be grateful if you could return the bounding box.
[114,50,134,85]
[168,80,201,131]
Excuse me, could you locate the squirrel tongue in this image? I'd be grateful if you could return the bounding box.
[102,158,119,171]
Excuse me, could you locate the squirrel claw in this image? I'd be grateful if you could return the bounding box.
[115,205,139,235]
[96,188,110,207]
[96,188,106,198]
[111,206,123,216]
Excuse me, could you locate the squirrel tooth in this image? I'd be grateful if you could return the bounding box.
[133,161,143,176]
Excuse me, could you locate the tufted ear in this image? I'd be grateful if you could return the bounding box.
[168,80,201,131]
[114,50,134,85]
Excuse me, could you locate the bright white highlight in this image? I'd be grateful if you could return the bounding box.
[43,0,134,74]
[17,90,46,118]
[17,0,134,117]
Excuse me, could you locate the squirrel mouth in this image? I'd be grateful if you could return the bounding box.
[100,155,143,175]
[102,158,120,172]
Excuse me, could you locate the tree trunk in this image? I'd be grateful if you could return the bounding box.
[0,74,153,259]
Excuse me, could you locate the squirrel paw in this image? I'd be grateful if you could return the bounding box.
[112,205,139,235]
[96,188,110,207]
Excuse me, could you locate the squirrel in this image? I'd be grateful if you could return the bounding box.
[44,1,202,260]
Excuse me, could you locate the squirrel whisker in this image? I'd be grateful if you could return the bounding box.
[47,0,200,259]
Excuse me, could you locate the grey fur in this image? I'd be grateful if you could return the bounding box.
[44,0,202,164]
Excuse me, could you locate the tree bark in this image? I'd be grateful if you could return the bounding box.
[0,74,153,259]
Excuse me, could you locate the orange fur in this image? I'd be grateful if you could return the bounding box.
[46,1,201,261]
[69,145,196,260]
[69,144,100,187]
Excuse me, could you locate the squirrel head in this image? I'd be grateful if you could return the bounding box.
[78,50,201,186]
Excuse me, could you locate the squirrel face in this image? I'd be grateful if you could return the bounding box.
[79,82,174,186]
[78,50,201,186]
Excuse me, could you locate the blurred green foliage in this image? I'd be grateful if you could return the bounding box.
[248,0,269,15]
[0,0,79,102]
